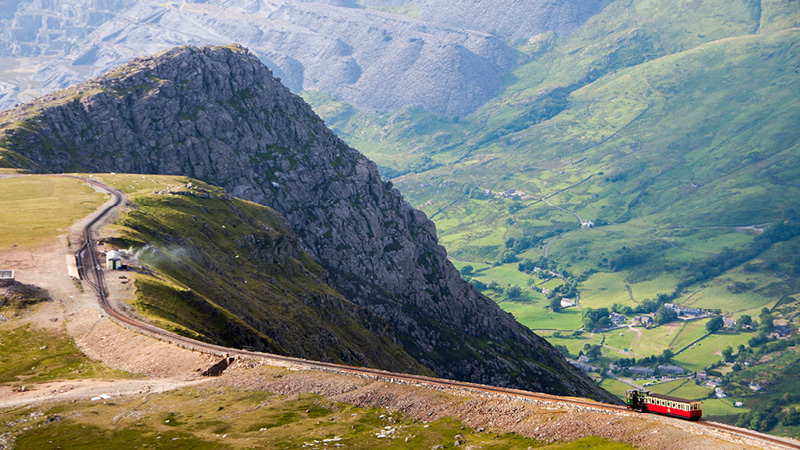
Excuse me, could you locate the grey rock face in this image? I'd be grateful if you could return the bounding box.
[0,0,518,116]
[0,45,617,403]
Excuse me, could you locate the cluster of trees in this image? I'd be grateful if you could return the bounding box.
[679,221,800,291]
[722,334,797,370]
[614,348,675,368]
[546,279,577,301]
[735,395,800,433]
[582,308,611,331]
[610,291,680,317]
[467,275,526,302]
[655,306,678,325]
[580,343,603,360]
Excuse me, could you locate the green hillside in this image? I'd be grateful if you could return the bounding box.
[304,0,800,436]
[98,174,425,374]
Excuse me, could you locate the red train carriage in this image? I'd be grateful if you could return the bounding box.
[626,389,702,420]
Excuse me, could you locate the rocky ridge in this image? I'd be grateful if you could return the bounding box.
[0,44,616,403]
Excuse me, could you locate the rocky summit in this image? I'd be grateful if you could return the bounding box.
[0,45,616,403]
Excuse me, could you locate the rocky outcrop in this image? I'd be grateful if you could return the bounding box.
[0,45,617,403]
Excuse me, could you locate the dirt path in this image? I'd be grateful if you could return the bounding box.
[0,176,216,409]
[0,377,212,409]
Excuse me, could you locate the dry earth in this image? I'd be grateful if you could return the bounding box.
[217,362,793,450]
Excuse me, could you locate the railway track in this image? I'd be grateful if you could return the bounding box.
[73,176,800,450]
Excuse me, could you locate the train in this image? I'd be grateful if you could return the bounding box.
[626,389,702,420]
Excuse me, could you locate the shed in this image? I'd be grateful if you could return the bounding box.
[106,251,122,270]
[0,270,14,286]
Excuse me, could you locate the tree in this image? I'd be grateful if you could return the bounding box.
[758,309,774,334]
[507,285,522,300]
[459,265,474,276]
[501,251,518,264]
[661,349,674,362]
[722,346,734,362]
[655,306,678,325]
[637,298,660,314]
[582,308,611,331]
[554,344,571,358]
[706,315,725,333]
[737,314,752,331]
[549,296,562,312]
[471,279,487,290]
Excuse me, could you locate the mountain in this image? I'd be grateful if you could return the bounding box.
[0,0,522,116]
[0,44,616,402]
[308,0,800,269]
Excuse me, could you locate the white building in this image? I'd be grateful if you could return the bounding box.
[106,251,122,270]
[0,269,13,286]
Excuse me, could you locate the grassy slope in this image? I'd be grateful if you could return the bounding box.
[0,175,107,249]
[2,382,635,450]
[0,310,133,387]
[99,174,426,374]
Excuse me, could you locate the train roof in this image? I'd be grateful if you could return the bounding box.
[648,392,700,404]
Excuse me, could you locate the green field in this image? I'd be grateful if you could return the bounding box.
[0,175,106,250]
[602,329,638,352]
[500,303,583,330]
[598,378,635,399]
[646,379,712,400]
[541,331,604,358]
[672,332,752,372]
[702,398,750,417]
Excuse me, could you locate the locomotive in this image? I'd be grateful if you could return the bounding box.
[626,389,702,420]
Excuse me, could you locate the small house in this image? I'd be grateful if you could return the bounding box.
[773,325,790,337]
[560,298,576,308]
[628,367,655,377]
[735,402,744,408]
[658,364,686,375]
[715,388,726,398]
[578,354,592,363]
[640,315,654,325]
[0,270,14,287]
[610,312,626,325]
[723,317,737,329]
[106,250,122,270]
[570,361,598,373]
[749,383,762,392]
[696,370,708,381]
